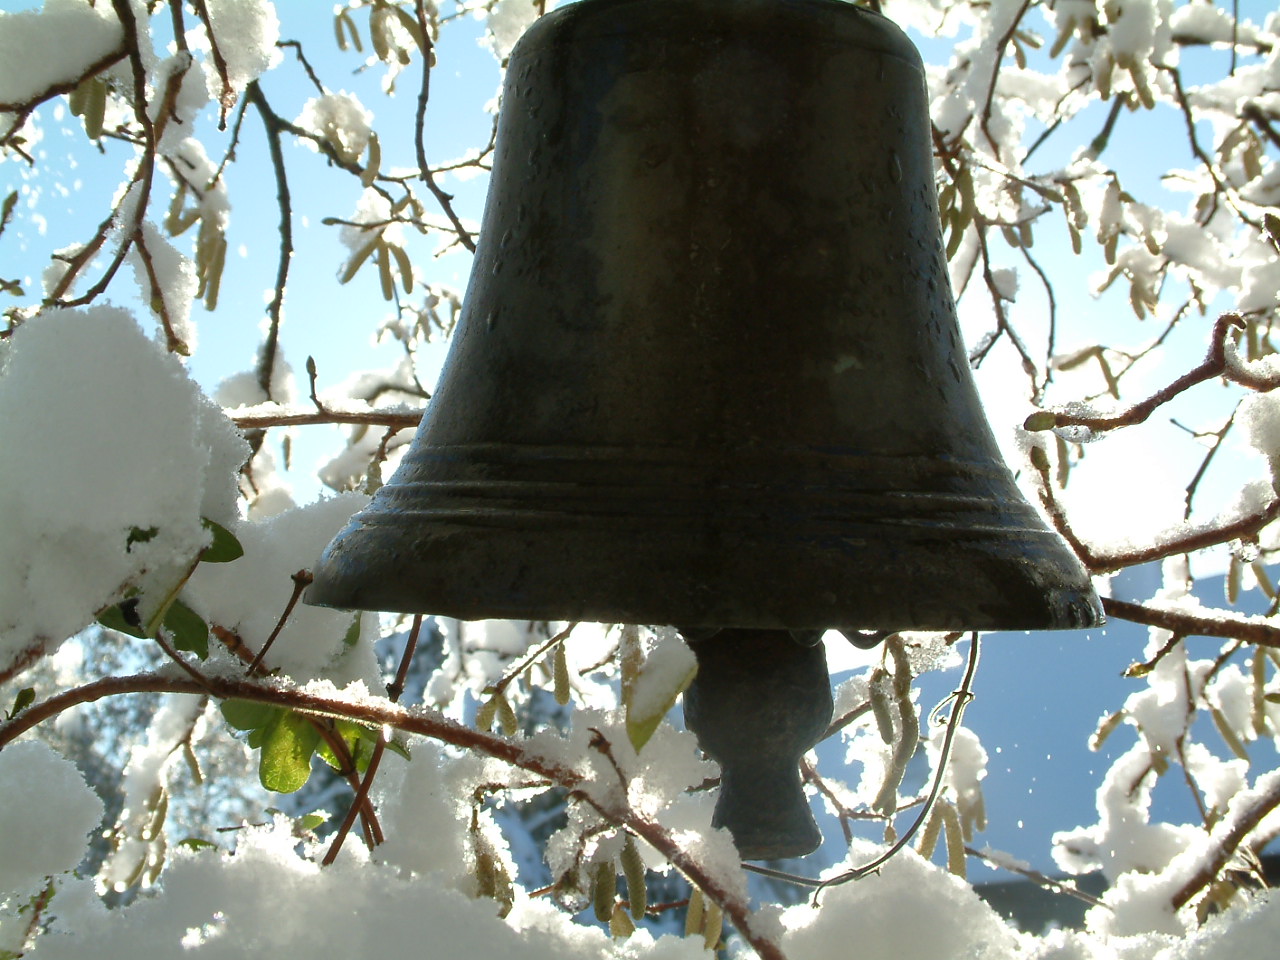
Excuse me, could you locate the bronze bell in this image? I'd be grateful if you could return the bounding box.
[308,0,1102,860]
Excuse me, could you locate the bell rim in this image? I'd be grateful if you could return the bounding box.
[307,508,1103,632]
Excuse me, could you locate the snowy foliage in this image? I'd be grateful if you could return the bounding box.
[1,0,1279,958]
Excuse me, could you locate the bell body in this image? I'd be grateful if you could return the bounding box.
[309,0,1099,632]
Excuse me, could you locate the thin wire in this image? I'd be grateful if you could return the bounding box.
[811,631,982,904]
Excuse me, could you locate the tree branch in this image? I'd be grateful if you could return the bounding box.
[245,82,293,403]
[1171,770,1280,910]
[413,0,475,253]
[1029,315,1271,435]
[0,671,788,958]
[229,406,423,431]
[1103,597,1280,650]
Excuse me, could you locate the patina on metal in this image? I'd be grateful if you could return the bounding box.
[682,629,833,859]
[308,0,1102,860]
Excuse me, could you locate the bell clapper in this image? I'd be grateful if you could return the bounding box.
[681,628,834,860]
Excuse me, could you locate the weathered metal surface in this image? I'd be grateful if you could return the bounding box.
[307,0,1102,860]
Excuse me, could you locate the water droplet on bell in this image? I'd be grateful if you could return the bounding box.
[889,152,903,183]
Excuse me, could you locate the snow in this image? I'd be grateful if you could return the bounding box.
[627,630,696,749]
[372,739,515,893]
[1086,769,1280,939]
[991,267,1019,302]
[1107,0,1160,65]
[27,817,695,960]
[1239,257,1280,316]
[0,0,123,107]
[0,306,247,675]
[930,724,988,816]
[1239,390,1280,488]
[1167,2,1229,45]
[183,493,378,682]
[626,724,717,821]
[0,741,104,898]
[780,842,1026,960]
[1180,742,1247,818]
[296,93,374,165]
[149,53,212,152]
[484,0,546,61]
[128,220,199,353]
[197,0,281,97]
[1052,742,1201,882]
[98,695,209,894]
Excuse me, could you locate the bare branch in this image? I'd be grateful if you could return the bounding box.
[245,82,293,403]
[1171,771,1280,910]
[413,0,476,253]
[1103,597,1280,650]
[1031,315,1275,436]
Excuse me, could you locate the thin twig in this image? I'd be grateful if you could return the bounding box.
[323,615,424,865]
[962,846,1109,910]
[246,570,314,674]
[488,623,577,698]
[230,407,423,430]
[189,0,235,123]
[0,672,581,782]
[1171,771,1280,910]
[2,669,786,955]
[1181,412,1237,519]
[245,82,293,403]
[413,0,476,253]
[153,630,217,692]
[814,633,982,899]
[278,39,326,95]
[978,0,1033,160]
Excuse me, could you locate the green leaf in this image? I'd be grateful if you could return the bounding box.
[164,599,209,659]
[316,719,376,773]
[1023,411,1058,432]
[177,837,218,852]
[200,518,244,563]
[126,526,158,550]
[220,699,279,732]
[625,639,697,752]
[1264,212,1280,254]
[384,736,411,762]
[7,687,34,720]
[298,812,330,832]
[97,599,147,638]
[259,710,322,793]
[342,615,362,647]
[476,694,500,732]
